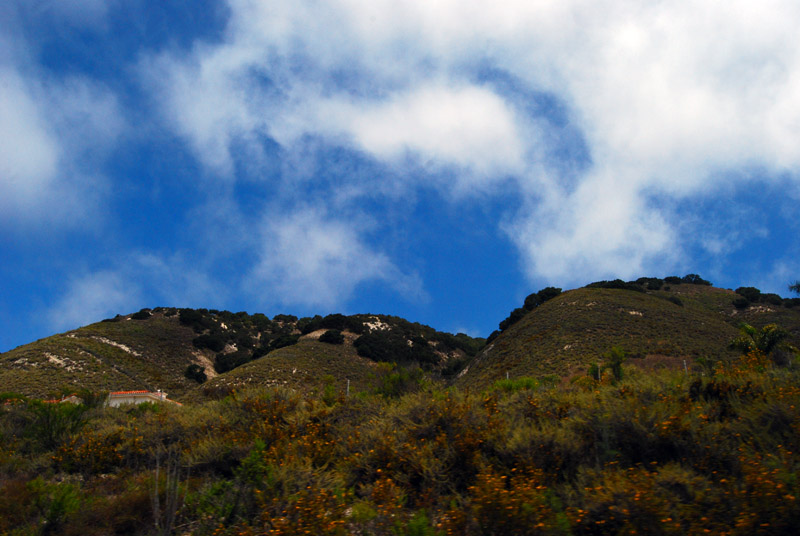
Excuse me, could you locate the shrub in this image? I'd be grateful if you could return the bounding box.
[498,307,527,332]
[214,350,251,374]
[636,277,664,290]
[319,329,345,345]
[736,286,762,303]
[185,364,207,383]
[524,287,562,310]
[682,273,711,285]
[733,296,750,309]
[585,279,644,292]
[664,275,683,284]
[25,401,88,451]
[269,334,300,351]
[131,308,152,320]
[432,332,485,356]
[192,334,227,352]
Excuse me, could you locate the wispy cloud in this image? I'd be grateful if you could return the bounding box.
[0,8,125,227]
[139,0,800,290]
[48,270,140,332]
[248,207,425,308]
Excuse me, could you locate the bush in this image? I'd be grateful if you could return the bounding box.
[130,309,152,320]
[25,401,88,451]
[682,273,711,285]
[585,279,644,292]
[733,297,750,309]
[636,277,664,290]
[269,334,300,351]
[193,334,227,353]
[354,332,439,367]
[498,307,527,332]
[214,350,251,374]
[319,329,345,345]
[185,364,207,383]
[523,287,562,311]
[736,286,762,303]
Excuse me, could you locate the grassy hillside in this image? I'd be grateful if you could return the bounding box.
[198,336,381,398]
[458,283,800,389]
[0,312,203,399]
[0,310,482,401]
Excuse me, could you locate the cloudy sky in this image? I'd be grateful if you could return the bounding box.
[2,0,800,351]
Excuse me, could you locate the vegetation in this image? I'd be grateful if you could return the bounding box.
[4,276,800,533]
[2,346,800,534]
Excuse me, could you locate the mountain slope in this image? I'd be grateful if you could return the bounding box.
[0,310,481,400]
[457,283,800,389]
[0,311,204,398]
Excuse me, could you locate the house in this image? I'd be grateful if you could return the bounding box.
[106,390,182,407]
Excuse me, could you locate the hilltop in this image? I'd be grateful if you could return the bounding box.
[0,308,482,400]
[460,276,800,389]
[2,275,800,400]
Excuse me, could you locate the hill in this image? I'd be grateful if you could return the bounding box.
[0,310,202,398]
[0,309,482,400]
[457,280,800,389]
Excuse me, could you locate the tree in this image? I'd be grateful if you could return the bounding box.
[790,281,800,295]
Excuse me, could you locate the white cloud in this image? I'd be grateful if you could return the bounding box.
[0,68,60,207]
[47,253,228,333]
[143,0,800,284]
[249,207,424,307]
[0,3,125,227]
[49,271,139,332]
[0,63,124,225]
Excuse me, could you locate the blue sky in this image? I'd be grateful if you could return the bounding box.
[3,1,800,352]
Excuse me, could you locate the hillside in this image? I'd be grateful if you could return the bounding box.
[0,310,481,400]
[0,311,201,399]
[457,281,800,389]
[3,276,800,533]
[3,277,800,400]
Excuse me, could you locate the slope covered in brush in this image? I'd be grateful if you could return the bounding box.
[0,309,484,400]
[457,280,800,389]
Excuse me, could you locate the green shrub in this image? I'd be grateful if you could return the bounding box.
[498,307,527,331]
[682,273,711,285]
[268,334,300,351]
[192,334,227,352]
[319,329,345,345]
[214,350,251,374]
[736,286,762,303]
[185,364,207,383]
[733,296,750,309]
[25,401,88,451]
[131,308,152,320]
